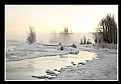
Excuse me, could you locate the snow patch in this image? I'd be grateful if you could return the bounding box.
[6,42,79,61]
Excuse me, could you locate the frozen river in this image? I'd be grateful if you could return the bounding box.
[6,50,97,80]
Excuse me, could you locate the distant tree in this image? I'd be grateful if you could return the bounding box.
[87,39,92,44]
[59,26,72,43]
[50,29,57,43]
[83,36,86,44]
[60,26,72,34]
[26,26,36,44]
[64,27,69,34]
[63,27,69,43]
[95,38,97,43]
[80,36,88,44]
[70,44,77,48]
[80,38,83,44]
[95,27,103,43]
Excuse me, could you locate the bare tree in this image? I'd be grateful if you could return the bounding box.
[26,26,36,44]
[83,36,86,44]
[59,26,72,43]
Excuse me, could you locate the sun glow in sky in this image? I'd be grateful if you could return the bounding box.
[5,5,118,36]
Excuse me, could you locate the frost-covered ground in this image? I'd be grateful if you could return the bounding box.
[6,42,118,81]
[6,42,79,61]
[50,44,118,81]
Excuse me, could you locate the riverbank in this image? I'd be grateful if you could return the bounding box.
[6,42,79,61]
[50,45,118,80]
[5,42,118,81]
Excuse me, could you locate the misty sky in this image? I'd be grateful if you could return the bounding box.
[5,5,118,36]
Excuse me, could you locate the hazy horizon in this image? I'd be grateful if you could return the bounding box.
[6,32,95,43]
[5,5,118,36]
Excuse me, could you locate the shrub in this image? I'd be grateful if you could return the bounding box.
[60,46,64,51]
[59,42,62,46]
[26,26,36,44]
[98,43,117,49]
[70,44,77,48]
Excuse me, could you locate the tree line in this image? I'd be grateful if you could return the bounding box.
[26,13,117,45]
[95,13,117,44]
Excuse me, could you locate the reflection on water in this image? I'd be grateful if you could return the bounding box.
[6,51,97,80]
[6,33,95,44]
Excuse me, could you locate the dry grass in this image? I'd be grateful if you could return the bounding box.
[98,43,117,49]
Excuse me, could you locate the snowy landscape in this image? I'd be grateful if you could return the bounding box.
[5,40,118,81]
[5,5,118,81]
[51,45,118,80]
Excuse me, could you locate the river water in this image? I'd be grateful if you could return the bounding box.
[6,50,97,80]
[5,33,97,80]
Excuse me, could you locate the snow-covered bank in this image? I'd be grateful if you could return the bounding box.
[51,45,118,80]
[6,42,118,80]
[6,42,79,61]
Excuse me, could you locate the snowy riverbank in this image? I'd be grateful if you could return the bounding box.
[50,45,118,80]
[6,42,79,61]
[5,42,118,81]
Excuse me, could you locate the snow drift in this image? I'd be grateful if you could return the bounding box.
[6,42,79,61]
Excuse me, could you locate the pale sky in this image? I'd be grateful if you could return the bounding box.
[5,5,118,36]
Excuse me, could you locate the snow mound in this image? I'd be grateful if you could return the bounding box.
[15,43,43,50]
[6,42,79,61]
